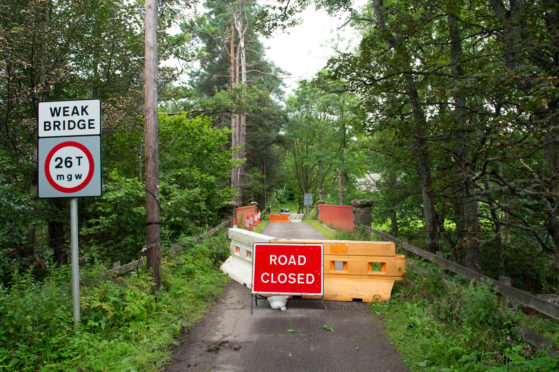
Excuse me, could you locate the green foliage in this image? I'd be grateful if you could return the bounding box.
[159,113,236,239]
[81,114,235,266]
[319,0,559,290]
[283,74,366,208]
[0,151,48,283]
[0,232,230,371]
[81,170,145,264]
[267,187,292,211]
[322,324,334,332]
[179,0,285,207]
[0,0,188,284]
[370,261,558,371]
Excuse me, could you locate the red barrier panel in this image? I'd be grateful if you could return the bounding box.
[319,204,354,232]
[236,205,257,230]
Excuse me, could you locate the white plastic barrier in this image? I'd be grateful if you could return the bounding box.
[222,228,406,303]
[220,228,273,289]
[288,213,304,222]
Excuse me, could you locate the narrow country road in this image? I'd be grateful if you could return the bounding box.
[165,222,407,371]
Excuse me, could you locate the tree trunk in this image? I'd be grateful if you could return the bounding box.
[413,134,439,252]
[448,6,481,270]
[373,0,439,252]
[337,167,344,205]
[484,172,505,276]
[262,160,267,208]
[340,94,347,204]
[229,17,242,204]
[390,210,398,237]
[48,199,67,264]
[231,4,248,205]
[318,159,324,201]
[490,0,559,280]
[543,130,559,281]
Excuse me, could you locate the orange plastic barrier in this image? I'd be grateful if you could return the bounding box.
[269,239,405,302]
[268,213,291,223]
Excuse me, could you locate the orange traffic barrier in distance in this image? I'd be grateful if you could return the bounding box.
[268,213,292,223]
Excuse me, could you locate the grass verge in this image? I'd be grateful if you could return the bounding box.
[370,257,559,371]
[0,232,230,371]
[311,223,559,370]
[252,220,268,234]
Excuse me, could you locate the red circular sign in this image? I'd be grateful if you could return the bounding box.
[44,141,95,193]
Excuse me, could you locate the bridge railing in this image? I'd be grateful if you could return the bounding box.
[318,204,354,232]
[236,205,257,228]
[108,220,229,276]
[371,228,559,322]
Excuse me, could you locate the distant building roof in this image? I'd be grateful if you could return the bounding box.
[355,173,380,192]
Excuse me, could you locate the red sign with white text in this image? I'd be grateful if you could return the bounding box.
[252,243,323,296]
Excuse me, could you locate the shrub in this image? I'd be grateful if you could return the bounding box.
[370,258,556,370]
[0,232,230,370]
[81,170,145,265]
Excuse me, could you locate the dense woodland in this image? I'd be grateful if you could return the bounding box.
[1,0,559,370]
[0,0,558,294]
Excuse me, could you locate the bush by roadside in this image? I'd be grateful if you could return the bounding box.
[0,232,229,371]
[371,259,559,371]
[304,220,559,370]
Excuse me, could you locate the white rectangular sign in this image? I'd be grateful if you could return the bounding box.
[38,99,101,137]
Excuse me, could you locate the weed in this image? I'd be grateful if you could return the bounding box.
[369,258,557,371]
[0,232,230,371]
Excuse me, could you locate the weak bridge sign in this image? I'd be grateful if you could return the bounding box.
[252,243,323,296]
[38,99,102,198]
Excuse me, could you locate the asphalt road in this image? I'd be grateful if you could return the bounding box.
[260,221,327,240]
[165,222,407,372]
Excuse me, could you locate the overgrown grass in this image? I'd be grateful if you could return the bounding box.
[252,220,268,234]
[306,218,337,240]
[306,217,375,241]
[310,222,559,370]
[0,232,230,371]
[370,258,559,371]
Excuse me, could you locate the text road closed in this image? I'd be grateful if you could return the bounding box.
[252,243,323,296]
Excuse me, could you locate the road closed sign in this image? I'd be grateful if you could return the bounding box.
[252,243,323,296]
[38,99,102,198]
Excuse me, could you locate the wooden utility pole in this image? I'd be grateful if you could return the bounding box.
[144,0,160,290]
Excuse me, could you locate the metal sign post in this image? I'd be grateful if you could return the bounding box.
[70,198,80,326]
[38,99,102,327]
[304,193,313,216]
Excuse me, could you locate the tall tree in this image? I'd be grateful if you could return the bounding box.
[183,0,284,205]
[0,0,183,274]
